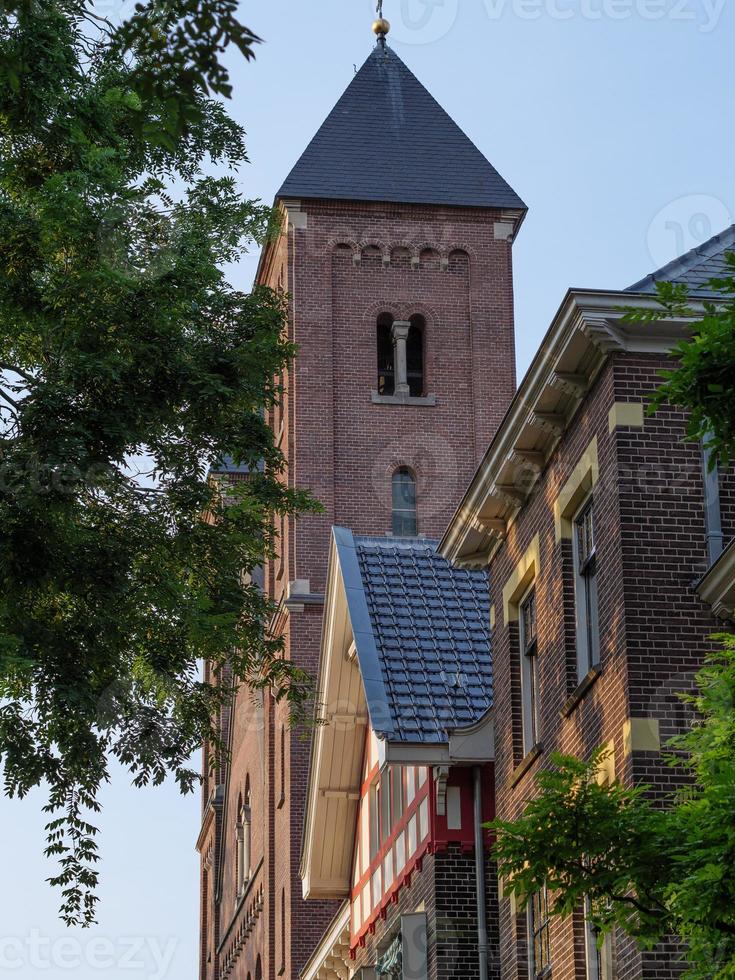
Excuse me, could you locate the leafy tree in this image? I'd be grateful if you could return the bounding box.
[0,0,316,926]
[625,254,735,467]
[491,635,735,979]
[1,0,260,142]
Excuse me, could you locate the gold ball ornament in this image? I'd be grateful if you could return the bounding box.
[372,17,391,36]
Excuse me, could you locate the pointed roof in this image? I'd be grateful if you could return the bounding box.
[627,224,735,297]
[277,44,525,211]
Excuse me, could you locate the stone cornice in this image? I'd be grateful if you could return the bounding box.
[439,288,706,568]
[697,539,735,620]
[195,784,223,854]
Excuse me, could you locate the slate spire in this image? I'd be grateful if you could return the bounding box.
[277,44,526,210]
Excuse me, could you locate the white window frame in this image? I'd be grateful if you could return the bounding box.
[572,496,600,683]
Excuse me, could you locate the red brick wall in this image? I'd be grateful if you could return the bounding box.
[488,352,732,980]
[198,197,519,979]
[288,200,517,591]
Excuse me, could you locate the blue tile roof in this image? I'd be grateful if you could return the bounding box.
[277,44,526,211]
[627,224,735,297]
[333,529,492,744]
[211,456,265,476]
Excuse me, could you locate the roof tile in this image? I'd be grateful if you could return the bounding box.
[353,536,492,744]
[277,45,525,211]
[628,224,735,297]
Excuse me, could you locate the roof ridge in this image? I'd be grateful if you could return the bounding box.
[627,223,735,293]
[353,534,439,550]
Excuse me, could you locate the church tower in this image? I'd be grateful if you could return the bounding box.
[197,29,525,980]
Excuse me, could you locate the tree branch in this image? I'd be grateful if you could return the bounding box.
[0,389,20,412]
[0,363,34,385]
[608,892,666,920]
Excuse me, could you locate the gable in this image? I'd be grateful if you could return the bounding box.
[300,540,369,900]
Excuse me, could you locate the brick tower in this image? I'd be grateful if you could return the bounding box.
[197,35,526,980]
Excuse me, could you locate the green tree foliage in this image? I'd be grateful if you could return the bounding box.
[625,254,735,467]
[0,0,316,926]
[1,0,260,142]
[491,635,735,979]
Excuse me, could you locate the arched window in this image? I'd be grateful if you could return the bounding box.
[407,314,425,397]
[377,313,395,395]
[255,955,263,980]
[392,469,417,537]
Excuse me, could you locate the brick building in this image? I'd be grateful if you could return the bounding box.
[297,227,735,979]
[196,34,526,980]
[199,18,735,980]
[439,226,735,980]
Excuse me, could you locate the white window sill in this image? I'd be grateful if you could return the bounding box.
[371,391,437,407]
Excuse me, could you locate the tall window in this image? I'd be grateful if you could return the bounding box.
[585,899,613,980]
[529,887,552,979]
[519,587,540,755]
[573,499,600,681]
[380,769,391,846]
[377,313,395,395]
[391,767,404,825]
[392,469,417,536]
[406,315,425,397]
[236,781,251,898]
[369,781,380,861]
[585,901,602,980]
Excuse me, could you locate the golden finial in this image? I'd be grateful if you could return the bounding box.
[373,1,390,44]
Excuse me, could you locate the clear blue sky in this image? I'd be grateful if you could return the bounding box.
[1,1,733,977]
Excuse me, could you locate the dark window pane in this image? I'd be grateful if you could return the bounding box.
[392,469,417,536]
[369,782,380,861]
[520,589,539,752]
[391,768,404,823]
[522,591,537,651]
[407,316,425,397]
[574,499,600,676]
[381,769,391,844]
[576,502,595,571]
[377,316,395,395]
